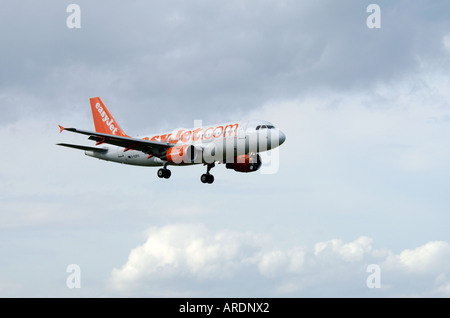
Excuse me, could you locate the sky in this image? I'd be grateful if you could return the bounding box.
[1,0,450,297]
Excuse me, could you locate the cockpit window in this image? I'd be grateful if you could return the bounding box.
[256,124,275,130]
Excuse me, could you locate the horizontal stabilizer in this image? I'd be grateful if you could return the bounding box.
[57,143,108,153]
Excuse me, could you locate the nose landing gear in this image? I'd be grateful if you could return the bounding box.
[200,173,214,184]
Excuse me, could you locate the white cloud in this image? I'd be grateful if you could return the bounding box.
[258,248,306,277]
[108,223,450,297]
[314,236,373,262]
[383,241,450,273]
[108,224,263,296]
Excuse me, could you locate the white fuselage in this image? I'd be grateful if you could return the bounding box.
[85,120,286,166]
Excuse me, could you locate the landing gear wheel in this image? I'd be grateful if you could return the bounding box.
[200,162,216,184]
[201,174,214,184]
[163,169,171,179]
[157,168,171,179]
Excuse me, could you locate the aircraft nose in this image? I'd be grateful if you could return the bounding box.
[279,130,286,145]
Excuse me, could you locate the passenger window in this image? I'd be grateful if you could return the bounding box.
[261,125,267,129]
[256,125,261,130]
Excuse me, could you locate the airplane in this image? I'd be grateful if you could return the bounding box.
[57,97,286,184]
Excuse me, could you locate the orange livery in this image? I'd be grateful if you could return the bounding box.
[57,97,285,184]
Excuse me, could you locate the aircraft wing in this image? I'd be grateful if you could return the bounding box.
[57,143,108,153]
[59,126,173,156]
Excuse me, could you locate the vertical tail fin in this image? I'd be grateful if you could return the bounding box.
[90,97,128,137]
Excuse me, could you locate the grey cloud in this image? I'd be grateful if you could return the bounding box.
[2,1,450,129]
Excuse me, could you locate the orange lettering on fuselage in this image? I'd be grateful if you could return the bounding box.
[223,123,239,137]
[174,130,185,143]
[160,134,171,143]
[149,123,239,144]
[181,131,192,143]
[203,127,214,140]
[192,128,202,142]
[213,126,223,138]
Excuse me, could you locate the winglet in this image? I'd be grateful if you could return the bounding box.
[58,125,65,133]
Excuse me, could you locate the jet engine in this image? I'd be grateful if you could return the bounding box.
[225,154,262,173]
[165,145,201,164]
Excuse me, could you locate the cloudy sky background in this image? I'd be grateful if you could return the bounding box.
[1,0,450,297]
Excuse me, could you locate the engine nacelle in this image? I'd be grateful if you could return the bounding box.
[225,154,262,173]
[165,145,200,164]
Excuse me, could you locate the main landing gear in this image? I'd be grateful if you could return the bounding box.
[157,162,171,179]
[157,168,171,179]
[201,163,215,184]
[157,162,215,184]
